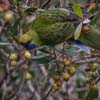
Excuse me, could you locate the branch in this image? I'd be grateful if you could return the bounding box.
[41,0,51,9]
[41,87,53,100]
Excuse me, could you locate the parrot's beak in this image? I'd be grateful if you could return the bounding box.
[19,36,31,46]
[19,40,26,46]
[19,41,26,45]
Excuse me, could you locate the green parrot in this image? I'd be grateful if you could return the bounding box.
[19,8,74,49]
[19,8,100,51]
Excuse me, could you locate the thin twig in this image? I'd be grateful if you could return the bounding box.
[11,73,25,100]
[41,0,51,8]
[95,76,100,84]
[41,87,53,100]
[88,11,100,20]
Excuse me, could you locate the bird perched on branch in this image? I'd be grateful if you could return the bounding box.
[19,6,100,52]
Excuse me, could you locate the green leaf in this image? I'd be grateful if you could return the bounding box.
[72,4,83,18]
[90,14,100,25]
[74,22,82,40]
[32,54,54,64]
[89,8,95,14]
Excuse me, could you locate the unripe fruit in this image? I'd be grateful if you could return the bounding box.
[11,61,17,67]
[90,84,98,91]
[24,51,32,59]
[25,72,32,80]
[63,73,70,81]
[9,53,18,61]
[64,58,72,66]
[91,63,99,72]
[69,67,76,76]
[53,74,60,81]
[82,25,89,33]
[53,83,60,90]
[4,11,13,21]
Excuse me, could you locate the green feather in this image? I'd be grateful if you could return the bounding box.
[20,8,74,47]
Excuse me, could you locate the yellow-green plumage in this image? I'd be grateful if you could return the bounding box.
[19,8,74,48]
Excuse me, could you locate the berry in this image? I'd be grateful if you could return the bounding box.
[24,51,32,59]
[69,67,76,76]
[53,83,60,90]
[53,74,60,81]
[9,53,18,61]
[91,63,99,72]
[64,58,72,66]
[11,61,17,67]
[82,25,89,33]
[25,72,32,80]
[90,84,98,91]
[63,73,70,81]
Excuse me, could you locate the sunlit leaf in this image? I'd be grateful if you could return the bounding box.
[74,22,82,40]
[72,4,83,18]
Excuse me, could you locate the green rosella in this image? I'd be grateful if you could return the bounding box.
[19,8,75,49]
[19,8,100,51]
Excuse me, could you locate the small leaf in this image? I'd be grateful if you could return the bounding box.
[0,42,12,45]
[88,8,95,14]
[32,54,54,64]
[90,14,99,25]
[72,4,83,18]
[74,22,82,40]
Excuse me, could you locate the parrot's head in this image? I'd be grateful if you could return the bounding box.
[19,30,41,50]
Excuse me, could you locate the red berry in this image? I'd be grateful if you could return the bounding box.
[82,25,89,33]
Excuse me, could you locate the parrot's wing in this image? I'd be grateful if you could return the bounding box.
[37,22,74,46]
[32,8,70,27]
